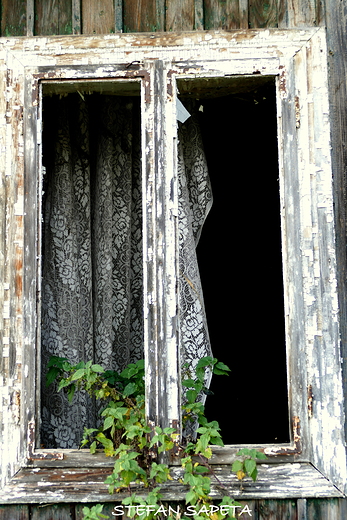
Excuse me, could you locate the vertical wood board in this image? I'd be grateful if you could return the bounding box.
[123,0,164,32]
[0,505,29,520]
[204,0,241,29]
[30,504,73,520]
[166,0,195,31]
[35,0,73,35]
[81,0,115,34]
[1,0,27,36]
[248,0,280,27]
[324,0,347,445]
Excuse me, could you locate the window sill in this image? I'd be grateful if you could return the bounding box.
[0,463,343,504]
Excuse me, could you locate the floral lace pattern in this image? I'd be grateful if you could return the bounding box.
[40,95,212,448]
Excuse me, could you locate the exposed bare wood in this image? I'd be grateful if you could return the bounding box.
[82,0,115,34]
[307,498,347,519]
[72,0,82,34]
[35,0,73,35]
[257,499,297,519]
[195,0,204,29]
[324,0,347,446]
[204,0,241,29]
[0,504,29,519]
[123,0,164,32]
[26,0,34,36]
[166,0,195,31]
[281,0,324,27]
[30,505,73,520]
[1,0,27,36]
[115,0,123,32]
[248,0,279,27]
[0,463,342,504]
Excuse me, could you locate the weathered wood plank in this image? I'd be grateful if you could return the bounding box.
[257,499,297,519]
[248,0,279,28]
[166,0,195,31]
[123,0,165,32]
[35,0,73,35]
[204,0,241,29]
[30,504,74,520]
[280,0,323,27]
[1,0,27,36]
[324,0,347,447]
[0,464,342,504]
[81,0,115,34]
[307,498,347,519]
[72,0,82,34]
[0,505,29,520]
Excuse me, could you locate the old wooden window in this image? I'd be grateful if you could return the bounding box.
[1,28,347,501]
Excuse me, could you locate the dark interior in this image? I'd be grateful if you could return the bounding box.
[180,77,290,444]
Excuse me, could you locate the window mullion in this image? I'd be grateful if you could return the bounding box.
[143,60,180,440]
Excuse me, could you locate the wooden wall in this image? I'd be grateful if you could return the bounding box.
[1,498,347,519]
[0,0,323,36]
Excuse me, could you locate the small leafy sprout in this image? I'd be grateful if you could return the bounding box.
[232,448,267,482]
[82,504,108,520]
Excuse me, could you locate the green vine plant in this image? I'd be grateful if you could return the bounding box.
[46,356,266,520]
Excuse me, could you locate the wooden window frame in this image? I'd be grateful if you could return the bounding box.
[1,27,346,503]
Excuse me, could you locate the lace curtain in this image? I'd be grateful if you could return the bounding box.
[40,94,212,448]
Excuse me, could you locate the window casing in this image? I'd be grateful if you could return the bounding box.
[0,28,346,501]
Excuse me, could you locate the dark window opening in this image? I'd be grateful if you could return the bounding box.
[179,76,290,444]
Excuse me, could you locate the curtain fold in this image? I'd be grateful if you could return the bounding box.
[40,94,212,449]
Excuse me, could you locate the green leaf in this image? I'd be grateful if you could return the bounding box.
[213,361,231,375]
[193,465,210,474]
[57,379,71,391]
[250,467,258,481]
[196,356,215,369]
[103,416,114,430]
[185,489,198,505]
[91,364,104,373]
[67,383,75,402]
[236,448,251,457]
[186,389,198,402]
[232,460,243,473]
[45,367,61,387]
[47,356,69,368]
[71,368,86,381]
[254,451,267,460]
[210,436,224,446]
[123,382,137,396]
[182,378,196,388]
[244,458,256,476]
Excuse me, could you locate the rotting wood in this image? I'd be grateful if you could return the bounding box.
[81,0,115,35]
[166,0,196,32]
[0,0,27,37]
[35,0,73,36]
[257,499,297,519]
[264,417,302,456]
[248,0,280,28]
[0,0,327,35]
[72,0,82,34]
[204,0,241,29]
[123,0,164,32]
[0,463,343,504]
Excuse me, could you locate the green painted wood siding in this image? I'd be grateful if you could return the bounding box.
[0,0,323,35]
